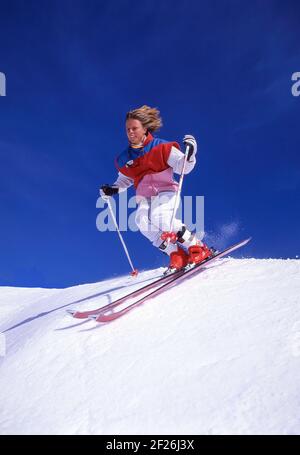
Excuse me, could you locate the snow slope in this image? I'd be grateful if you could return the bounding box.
[0,258,300,435]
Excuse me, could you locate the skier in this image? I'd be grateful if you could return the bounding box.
[100,105,213,273]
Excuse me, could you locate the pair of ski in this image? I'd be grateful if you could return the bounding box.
[67,238,251,323]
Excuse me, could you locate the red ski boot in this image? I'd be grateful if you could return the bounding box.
[164,247,189,275]
[188,243,213,265]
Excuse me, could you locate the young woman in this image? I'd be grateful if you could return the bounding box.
[100,105,212,272]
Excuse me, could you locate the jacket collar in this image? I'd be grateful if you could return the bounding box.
[143,131,154,146]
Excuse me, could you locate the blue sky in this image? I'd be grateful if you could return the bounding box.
[0,0,299,288]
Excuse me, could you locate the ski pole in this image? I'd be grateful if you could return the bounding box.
[106,197,138,277]
[161,144,191,245]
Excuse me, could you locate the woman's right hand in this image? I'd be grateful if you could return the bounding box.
[100,184,119,198]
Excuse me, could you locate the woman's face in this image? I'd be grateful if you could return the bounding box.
[126,119,147,145]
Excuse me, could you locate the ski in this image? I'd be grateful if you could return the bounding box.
[91,237,251,323]
[67,267,184,319]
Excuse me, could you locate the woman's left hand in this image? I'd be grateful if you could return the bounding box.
[183,134,197,161]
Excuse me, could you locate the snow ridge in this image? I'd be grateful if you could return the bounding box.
[0,258,300,435]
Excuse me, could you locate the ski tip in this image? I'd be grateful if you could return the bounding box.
[223,237,252,254]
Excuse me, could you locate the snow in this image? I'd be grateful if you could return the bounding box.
[0,258,300,435]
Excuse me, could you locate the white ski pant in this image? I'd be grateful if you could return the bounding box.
[135,191,184,255]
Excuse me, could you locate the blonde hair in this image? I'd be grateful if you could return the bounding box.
[126,105,163,133]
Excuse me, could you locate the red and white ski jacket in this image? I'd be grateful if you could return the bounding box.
[113,132,196,200]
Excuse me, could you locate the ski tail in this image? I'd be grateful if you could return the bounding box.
[67,268,183,319]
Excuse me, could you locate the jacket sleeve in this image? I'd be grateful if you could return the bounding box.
[113,172,134,192]
[167,146,196,175]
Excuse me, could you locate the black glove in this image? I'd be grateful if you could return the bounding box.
[100,184,119,197]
